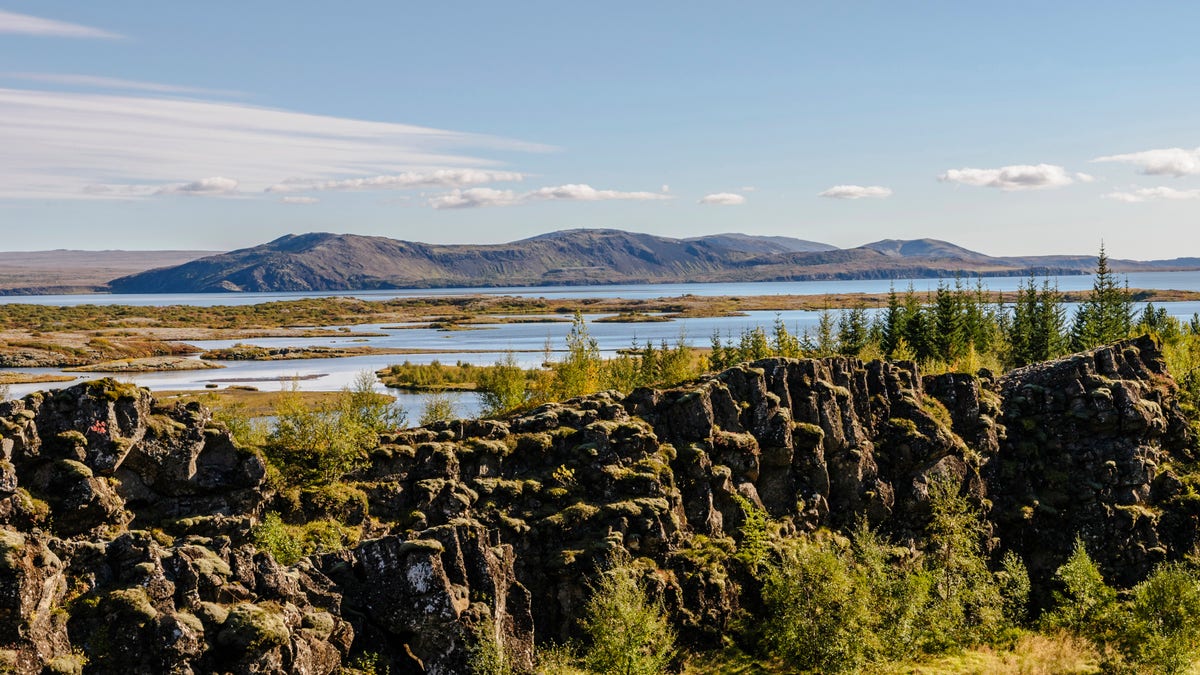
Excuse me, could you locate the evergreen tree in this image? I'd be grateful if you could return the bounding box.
[838,304,870,356]
[1072,244,1134,349]
[881,284,904,356]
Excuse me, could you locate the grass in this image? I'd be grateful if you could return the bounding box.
[681,633,1107,675]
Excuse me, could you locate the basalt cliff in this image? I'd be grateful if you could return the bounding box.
[0,335,1195,673]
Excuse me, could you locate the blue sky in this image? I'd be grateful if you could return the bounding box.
[1,2,1199,258]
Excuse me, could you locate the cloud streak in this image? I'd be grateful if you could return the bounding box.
[0,10,121,39]
[699,192,746,205]
[1105,186,1200,203]
[1,72,244,98]
[0,87,550,199]
[818,184,892,199]
[939,164,1075,190]
[430,184,671,209]
[1094,147,1200,177]
[267,169,524,193]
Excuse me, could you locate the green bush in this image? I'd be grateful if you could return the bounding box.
[760,537,874,672]
[1122,562,1200,673]
[580,554,676,675]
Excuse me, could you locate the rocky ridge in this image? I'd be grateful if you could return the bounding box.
[0,335,1194,673]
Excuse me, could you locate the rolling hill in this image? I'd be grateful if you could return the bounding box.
[101,229,1200,293]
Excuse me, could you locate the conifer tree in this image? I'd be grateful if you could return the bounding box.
[1072,244,1134,350]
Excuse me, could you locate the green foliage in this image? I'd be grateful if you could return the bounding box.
[419,390,458,426]
[553,311,604,400]
[213,401,268,448]
[1041,538,1117,638]
[1121,562,1200,673]
[251,511,359,565]
[922,477,1005,649]
[264,381,379,486]
[580,554,676,675]
[733,494,771,573]
[467,616,515,675]
[997,550,1031,624]
[479,351,535,417]
[1072,244,1134,350]
[760,536,875,672]
[1007,275,1069,367]
[1041,542,1200,674]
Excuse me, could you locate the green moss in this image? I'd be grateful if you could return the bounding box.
[105,588,157,623]
[0,530,25,570]
[543,502,600,527]
[302,610,336,640]
[398,538,445,554]
[196,602,230,627]
[219,603,290,651]
[792,422,825,449]
[44,652,86,675]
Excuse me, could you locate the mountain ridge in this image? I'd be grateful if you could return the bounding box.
[87,228,1200,293]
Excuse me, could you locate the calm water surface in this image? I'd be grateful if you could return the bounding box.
[5,273,1200,417]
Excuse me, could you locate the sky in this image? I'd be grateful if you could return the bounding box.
[1,2,1199,258]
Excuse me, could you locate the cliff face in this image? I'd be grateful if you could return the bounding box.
[0,336,1194,673]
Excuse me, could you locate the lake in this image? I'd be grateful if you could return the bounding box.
[5,272,1200,418]
[8,270,1200,307]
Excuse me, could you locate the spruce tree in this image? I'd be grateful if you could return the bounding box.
[1072,244,1133,350]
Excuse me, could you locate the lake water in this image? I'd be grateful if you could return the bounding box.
[8,270,1200,306]
[5,272,1200,418]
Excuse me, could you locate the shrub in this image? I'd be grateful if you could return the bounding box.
[419,390,458,426]
[580,554,676,675]
[1119,562,1200,673]
[760,537,874,672]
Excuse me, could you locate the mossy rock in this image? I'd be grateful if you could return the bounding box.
[0,530,25,570]
[217,603,290,652]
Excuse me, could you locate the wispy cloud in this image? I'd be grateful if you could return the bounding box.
[0,9,121,39]
[0,87,550,199]
[938,164,1075,190]
[430,184,671,209]
[1094,147,1200,177]
[267,169,524,193]
[281,196,319,205]
[1,72,243,98]
[158,176,239,195]
[699,192,746,205]
[1105,186,1200,203]
[818,184,892,199]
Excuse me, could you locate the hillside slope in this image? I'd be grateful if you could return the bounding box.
[108,228,1200,293]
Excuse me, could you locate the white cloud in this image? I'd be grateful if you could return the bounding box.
[0,87,549,199]
[281,196,319,205]
[1075,172,1097,183]
[267,169,523,193]
[938,164,1075,190]
[429,184,671,209]
[2,72,243,98]
[818,184,893,199]
[156,177,239,195]
[0,9,121,39]
[1094,147,1200,177]
[429,188,520,209]
[1105,186,1200,203]
[699,192,747,205]
[525,184,669,202]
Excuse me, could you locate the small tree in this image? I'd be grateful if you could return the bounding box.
[580,554,676,675]
[478,351,531,417]
[1072,244,1133,349]
[553,311,604,399]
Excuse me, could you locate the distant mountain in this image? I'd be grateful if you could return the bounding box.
[684,233,837,255]
[860,238,994,262]
[104,229,1200,294]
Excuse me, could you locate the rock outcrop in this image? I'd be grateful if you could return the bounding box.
[0,336,1194,673]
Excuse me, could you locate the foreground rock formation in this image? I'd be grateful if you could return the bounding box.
[0,335,1194,673]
